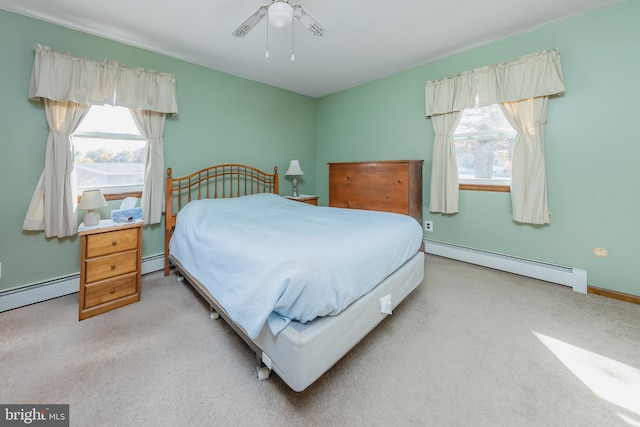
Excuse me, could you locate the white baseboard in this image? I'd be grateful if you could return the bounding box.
[0,254,165,313]
[3,243,588,313]
[424,239,587,294]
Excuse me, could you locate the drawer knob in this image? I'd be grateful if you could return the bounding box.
[112,241,117,246]
[111,264,116,270]
[110,288,116,294]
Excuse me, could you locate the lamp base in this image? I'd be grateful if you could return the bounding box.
[83,210,101,226]
[292,177,299,197]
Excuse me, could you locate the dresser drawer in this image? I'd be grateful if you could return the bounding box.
[85,250,138,283]
[86,228,138,258]
[83,272,138,309]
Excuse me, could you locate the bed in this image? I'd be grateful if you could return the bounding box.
[164,164,425,392]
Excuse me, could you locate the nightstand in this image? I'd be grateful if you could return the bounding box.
[78,220,143,320]
[285,195,319,206]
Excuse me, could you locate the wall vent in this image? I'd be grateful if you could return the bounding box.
[424,239,587,293]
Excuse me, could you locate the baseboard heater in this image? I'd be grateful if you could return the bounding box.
[0,254,165,313]
[423,239,587,294]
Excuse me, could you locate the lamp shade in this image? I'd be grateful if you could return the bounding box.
[78,189,107,210]
[269,1,293,28]
[78,189,107,226]
[285,160,304,176]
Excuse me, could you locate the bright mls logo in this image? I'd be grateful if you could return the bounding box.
[0,405,69,426]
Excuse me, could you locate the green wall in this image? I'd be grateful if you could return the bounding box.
[0,10,316,291]
[316,1,640,296]
[2,2,638,298]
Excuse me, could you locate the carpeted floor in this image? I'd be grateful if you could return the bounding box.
[1,254,639,426]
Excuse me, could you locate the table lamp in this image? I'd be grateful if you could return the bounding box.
[285,160,304,197]
[78,189,107,226]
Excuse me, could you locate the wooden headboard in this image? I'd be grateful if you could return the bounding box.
[164,164,279,275]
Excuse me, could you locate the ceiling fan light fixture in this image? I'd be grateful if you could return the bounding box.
[268,1,292,29]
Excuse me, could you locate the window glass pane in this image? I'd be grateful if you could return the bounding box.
[74,137,145,190]
[456,104,514,134]
[454,104,516,184]
[73,105,145,192]
[75,105,141,135]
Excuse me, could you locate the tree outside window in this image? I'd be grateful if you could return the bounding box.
[454,104,516,187]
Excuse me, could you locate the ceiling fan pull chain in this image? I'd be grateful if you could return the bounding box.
[265,9,270,58]
[291,7,295,62]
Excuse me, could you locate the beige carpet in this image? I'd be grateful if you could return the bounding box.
[1,255,639,427]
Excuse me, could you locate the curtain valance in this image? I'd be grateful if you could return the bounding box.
[425,49,564,117]
[28,44,178,114]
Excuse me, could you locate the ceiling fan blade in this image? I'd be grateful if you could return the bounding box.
[232,6,268,38]
[293,5,326,38]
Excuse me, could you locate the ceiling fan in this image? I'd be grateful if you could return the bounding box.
[232,0,327,39]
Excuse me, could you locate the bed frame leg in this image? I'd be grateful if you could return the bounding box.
[256,353,271,381]
[210,307,220,320]
[257,366,270,381]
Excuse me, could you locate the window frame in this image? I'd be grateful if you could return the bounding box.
[454,104,516,192]
[73,106,146,198]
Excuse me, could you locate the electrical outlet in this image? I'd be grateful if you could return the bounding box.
[424,220,433,232]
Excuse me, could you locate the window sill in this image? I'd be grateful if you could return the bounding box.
[104,191,142,201]
[77,191,142,203]
[459,184,510,192]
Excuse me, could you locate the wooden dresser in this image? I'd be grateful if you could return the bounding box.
[328,160,423,224]
[79,221,143,320]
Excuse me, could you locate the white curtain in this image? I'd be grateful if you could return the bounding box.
[429,111,462,214]
[500,98,550,224]
[23,44,178,236]
[130,110,166,225]
[424,49,564,223]
[425,49,565,115]
[28,45,178,114]
[23,100,91,237]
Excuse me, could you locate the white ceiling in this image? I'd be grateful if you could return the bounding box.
[0,0,623,98]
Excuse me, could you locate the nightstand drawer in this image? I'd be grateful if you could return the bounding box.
[83,272,138,309]
[79,221,143,320]
[85,250,138,283]
[86,228,138,258]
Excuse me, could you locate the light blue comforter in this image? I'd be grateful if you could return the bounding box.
[169,193,423,339]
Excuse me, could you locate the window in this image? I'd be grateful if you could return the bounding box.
[454,103,516,190]
[73,105,146,195]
